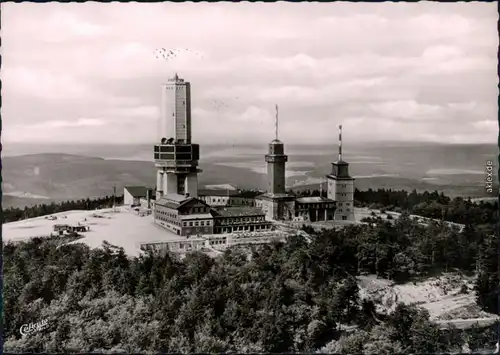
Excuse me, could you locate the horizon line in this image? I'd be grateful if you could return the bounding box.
[2,141,496,146]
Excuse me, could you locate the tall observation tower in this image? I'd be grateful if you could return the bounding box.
[256,105,296,220]
[326,125,355,222]
[154,74,201,199]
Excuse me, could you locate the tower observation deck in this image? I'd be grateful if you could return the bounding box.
[154,74,201,198]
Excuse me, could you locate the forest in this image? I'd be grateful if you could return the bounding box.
[295,187,497,227]
[3,195,124,223]
[3,188,498,353]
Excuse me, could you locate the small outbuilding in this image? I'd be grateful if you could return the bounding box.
[124,186,148,206]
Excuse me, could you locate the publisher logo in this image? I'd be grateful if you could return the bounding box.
[19,319,49,337]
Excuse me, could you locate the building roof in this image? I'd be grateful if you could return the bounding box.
[124,186,148,198]
[212,207,265,218]
[326,174,355,181]
[256,193,295,201]
[296,196,334,204]
[155,199,183,210]
[179,213,214,220]
[163,193,189,203]
[198,189,241,197]
[156,194,210,210]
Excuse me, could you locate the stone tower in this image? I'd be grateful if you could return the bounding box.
[326,125,355,221]
[256,105,295,220]
[266,105,287,195]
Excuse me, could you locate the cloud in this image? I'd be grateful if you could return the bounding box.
[49,118,106,128]
[2,67,93,100]
[369,100,443,121]
[103,106,160,121]
[3,7,108,44]
[44,11,108,42]
[13,118,106,130]
[5,118,108,143]
[2,2,497,145]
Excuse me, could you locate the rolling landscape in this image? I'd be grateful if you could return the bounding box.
[3,2,499,353]
[2,142,496,208]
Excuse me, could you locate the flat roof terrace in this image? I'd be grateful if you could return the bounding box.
[3,207,186,257]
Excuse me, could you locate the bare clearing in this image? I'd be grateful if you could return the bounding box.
[358,274,498,328]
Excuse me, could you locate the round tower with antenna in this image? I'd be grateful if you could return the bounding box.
[265,104,288,195]
[256,104,296,220]
[326,125,356,222]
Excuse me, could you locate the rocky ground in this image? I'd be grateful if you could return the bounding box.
[358,273,498,329]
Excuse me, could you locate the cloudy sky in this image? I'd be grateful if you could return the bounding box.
[2,2,497,145]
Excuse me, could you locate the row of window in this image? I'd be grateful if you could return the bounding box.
[295,211,333,216]
[184,220,212,227]
[190,207,209,214]
[297,203,335,209]
[165,86,186,90]
[328,184,350,188]
[157,216,181,227]
[177,207,209,215]
[158,221,181,235]
[215,224,271,233]
[202,197,256,207]
[157,210,177,219]
[209,239,226,245]
[218,216,264,225]
[204,197,229,204]
[337,208,351,213]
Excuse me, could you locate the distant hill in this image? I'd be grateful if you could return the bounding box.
[2,147,495,208]
[2,153,267,208]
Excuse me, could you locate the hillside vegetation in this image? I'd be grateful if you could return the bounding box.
[293,188,497,227]
[3,190,498,353]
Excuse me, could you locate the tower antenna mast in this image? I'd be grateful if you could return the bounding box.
[275,104,279,141]
[338,124,343,161]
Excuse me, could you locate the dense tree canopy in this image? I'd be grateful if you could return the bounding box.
[294,187,497,228]
[3,189,497,353]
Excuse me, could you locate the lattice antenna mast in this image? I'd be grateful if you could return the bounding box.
[275,104,279,141]
[338,124,343,161]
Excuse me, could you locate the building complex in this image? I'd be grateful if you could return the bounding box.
[129,74,356,243]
